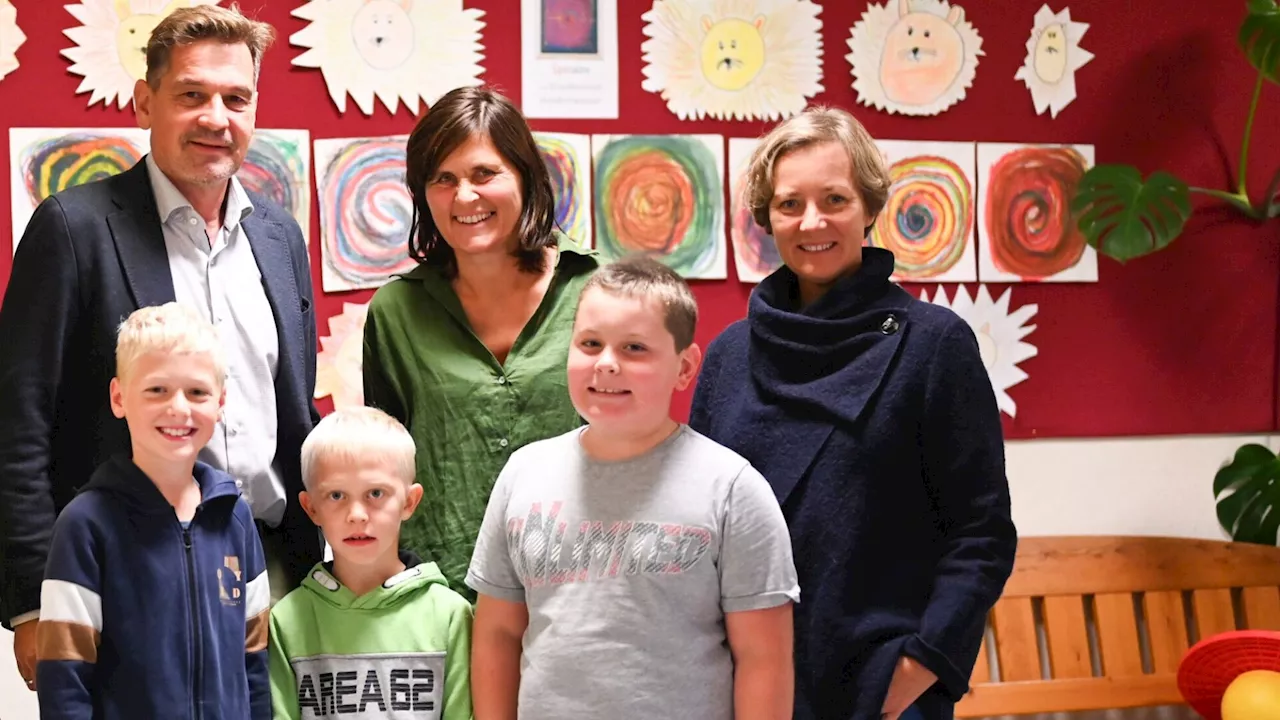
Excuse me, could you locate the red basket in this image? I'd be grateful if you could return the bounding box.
[1177,630,1280,720]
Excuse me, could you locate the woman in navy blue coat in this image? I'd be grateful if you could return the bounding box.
[690,108,1017,720]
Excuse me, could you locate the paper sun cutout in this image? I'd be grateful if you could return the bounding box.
[1014,5,1093,118]
[641,0,823,121]
[315,301,371,411]
[847,0,983,116]
[291,0,486,116]
[923,285,1037,417]
[0,0,26,83]
[62,0,218,110]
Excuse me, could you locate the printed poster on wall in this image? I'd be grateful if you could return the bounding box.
[521,0,620,119]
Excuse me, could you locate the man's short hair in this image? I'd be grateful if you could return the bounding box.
[300,407,417,490]
[582,256,699,351]
[115,302,226,385]
[145,3,275,88]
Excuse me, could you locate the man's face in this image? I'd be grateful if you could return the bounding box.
[134,40,257,196]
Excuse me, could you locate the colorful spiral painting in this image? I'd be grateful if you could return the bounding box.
[533,132,591,245]
[870,155,973,280]
[314,136,415,292]
[238,130,310,240]
[9,127,149,253]
[727,137,781,283]
[979,143,1095,282]
[592,134,725,279]
[19,132,143,206]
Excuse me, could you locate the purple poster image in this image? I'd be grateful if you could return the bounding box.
[542,0,598,54]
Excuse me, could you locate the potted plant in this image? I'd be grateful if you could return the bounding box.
[1069,0,1279,544]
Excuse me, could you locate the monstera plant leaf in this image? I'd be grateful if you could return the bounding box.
[1215,443,1280,545]
[1241,0,1280,83]
[1070,165,1192,263]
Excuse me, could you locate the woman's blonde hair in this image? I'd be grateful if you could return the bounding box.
[115,302,226,385]
[743,106,891,235]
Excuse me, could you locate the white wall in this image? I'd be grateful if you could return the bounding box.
[0,434,1261,719]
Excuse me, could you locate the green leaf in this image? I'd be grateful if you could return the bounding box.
[1070,165,1192,263]
[1214,443,1277,494]
[1215,443,1280,545]
[1240,0,1280,83]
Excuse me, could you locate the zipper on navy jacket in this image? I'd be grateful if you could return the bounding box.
[183,519,204,720]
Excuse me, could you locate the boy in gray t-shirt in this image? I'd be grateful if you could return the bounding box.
[467,257,799,720]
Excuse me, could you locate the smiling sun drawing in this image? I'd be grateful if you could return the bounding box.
[291,0,485,116]
[62,0,219,110]
[1014,5,1093,118]
[923,285,1038,418]
[641,0,823,121]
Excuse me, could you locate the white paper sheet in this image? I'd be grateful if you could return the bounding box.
[10,127,151,253]
[727,136,782,283]
[592,134,726,279]
[533,132,593,247]
[0,0,27,83]
[868,139,977,283]
[521,0,619,119]
[846,0,983,116]
[923,285,1038,417]
[640,0,823,121]
[976,142,1097,283]
[315,301,372,411]
[1014,5,1094,118]
[61,0,219,110]
[313,135,415,292]
[292,0,485,116]
[237,130,312,246]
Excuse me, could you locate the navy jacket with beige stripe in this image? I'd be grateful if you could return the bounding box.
[36,456,270,720]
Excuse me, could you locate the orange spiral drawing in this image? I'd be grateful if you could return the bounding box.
[984,146,1088,279]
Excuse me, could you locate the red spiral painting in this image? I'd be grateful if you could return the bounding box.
[984,146,1089,279]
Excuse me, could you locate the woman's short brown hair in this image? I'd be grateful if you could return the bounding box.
[743,106,891,236]
[404,86,558,278]
[145,3,275,88]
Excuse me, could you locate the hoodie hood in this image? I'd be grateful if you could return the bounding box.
[302,551,451,610]
[82,454,243,516]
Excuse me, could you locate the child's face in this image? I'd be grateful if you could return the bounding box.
[299,460,423,569]
[568,287,701,437]
[109,350,225,474]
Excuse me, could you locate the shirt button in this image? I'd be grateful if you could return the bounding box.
[496,376,507,385]
[498,438,509,448]
[188,217,199,226]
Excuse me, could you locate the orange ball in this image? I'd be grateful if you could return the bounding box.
[1222,670,1280,720]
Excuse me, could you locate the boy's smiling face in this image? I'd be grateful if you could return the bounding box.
[110,349,224,475]
[567,287,700,441]
[300,460,422,574]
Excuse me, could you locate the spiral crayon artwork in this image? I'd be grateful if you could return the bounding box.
[238,130,311,243]
[314,136,415,292]
[728,137,781,283]
[868,140,977,282]
[977,142,1097,282]
[9,127,149,254]
[533,132,592,246]
[592,134,726,279]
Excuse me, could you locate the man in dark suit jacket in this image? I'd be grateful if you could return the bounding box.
[0,5,320,691]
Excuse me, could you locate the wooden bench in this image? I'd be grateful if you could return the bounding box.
[955,535,1280,717]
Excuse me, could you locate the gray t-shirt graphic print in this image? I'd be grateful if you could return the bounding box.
[467,425,800,720]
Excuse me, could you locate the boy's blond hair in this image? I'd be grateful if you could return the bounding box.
[300,407,417,490]
[116,302,226,385]
[582,256,699,351]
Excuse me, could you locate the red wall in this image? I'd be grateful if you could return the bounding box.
[1,0,1278,438]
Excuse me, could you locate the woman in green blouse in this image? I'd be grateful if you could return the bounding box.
[362,86,597,597]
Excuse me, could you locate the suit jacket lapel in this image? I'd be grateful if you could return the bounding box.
[108,163,175,309]
[242,214,304,385]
